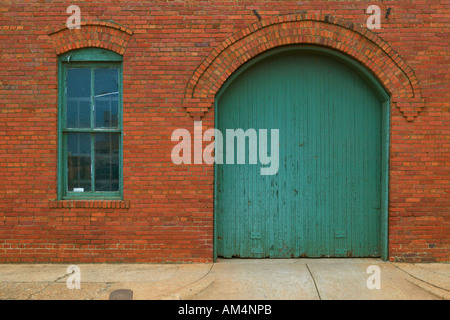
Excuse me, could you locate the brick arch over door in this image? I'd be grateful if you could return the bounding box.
[183,13,424,121]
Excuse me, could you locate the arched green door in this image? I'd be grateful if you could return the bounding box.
[215,47,389,258]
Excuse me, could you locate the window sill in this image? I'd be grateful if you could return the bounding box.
[49,200,130,209]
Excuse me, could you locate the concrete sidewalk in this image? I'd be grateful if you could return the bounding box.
[0,259,448,300]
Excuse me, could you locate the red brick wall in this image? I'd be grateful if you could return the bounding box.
[0,0,448,263]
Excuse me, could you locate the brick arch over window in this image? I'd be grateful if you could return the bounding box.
[48,20,133,55]
[183,13,424,121]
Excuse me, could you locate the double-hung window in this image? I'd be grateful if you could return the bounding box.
[58,48,123,200]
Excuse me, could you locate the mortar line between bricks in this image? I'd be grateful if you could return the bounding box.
[305,264,322,300]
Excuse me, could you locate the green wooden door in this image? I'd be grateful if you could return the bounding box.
[215,47,386,258]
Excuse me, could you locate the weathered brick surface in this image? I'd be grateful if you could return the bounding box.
[0,0,448,263]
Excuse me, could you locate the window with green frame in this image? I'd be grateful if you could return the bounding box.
[58,48,123,200]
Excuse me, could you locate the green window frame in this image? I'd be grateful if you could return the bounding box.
[57,48,123,200]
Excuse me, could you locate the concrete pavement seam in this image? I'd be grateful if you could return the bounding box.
[417,264,450,277]
[159,263,215,300]
[91,282,114,300]
[26,272,71,300]
[181,262,214,293]
[391,263,449,300]
[391,263,450,292]
[403,277,447,300]
[305,264,321,300]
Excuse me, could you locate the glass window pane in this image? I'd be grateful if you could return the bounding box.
[94,69,119,128]
[67,133,91,192]
[66,68,91,128]
[95,133,119,192]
